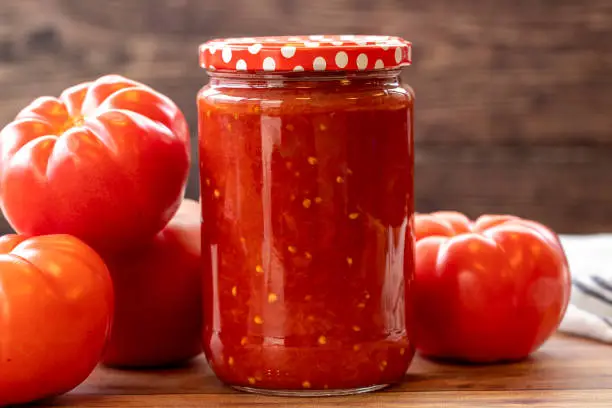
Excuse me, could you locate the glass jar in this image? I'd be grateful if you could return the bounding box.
[198,35,415,396]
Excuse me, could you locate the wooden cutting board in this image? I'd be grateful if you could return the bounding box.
[35,334,611,407]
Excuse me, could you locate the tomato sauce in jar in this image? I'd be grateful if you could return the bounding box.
[198,35,415,396]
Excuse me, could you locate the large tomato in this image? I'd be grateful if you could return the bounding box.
[0,75,190,254]
[0,234,113,406]
[413,211,571,363]
[101,198,202,368]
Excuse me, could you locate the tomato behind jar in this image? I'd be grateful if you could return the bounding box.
[101,199,202,368]
[198,35,415,395]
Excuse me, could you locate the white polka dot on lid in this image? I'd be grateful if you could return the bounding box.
[236,59,247,70]
[366,35,387,41]
[248,43,263,54]
[313,57,326,71]
[309,35,325,40]
[208,42,224,55]
[356,53,368,70]
[395,47,402,63]
[288,36,302,41]
[332,41,343,46]
[374,59,384,69]
[293,65,305,72]
[335,51,348,68]
[281,46,296,58]
[263,57,276,71]
[304,41,321,47]
[208,65,216,70]
[222,47,232,63]
[340,34,355,40]
[380,44,390,51]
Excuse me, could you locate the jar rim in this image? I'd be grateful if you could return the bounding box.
[206,68,403,82]
[199,35,412,74]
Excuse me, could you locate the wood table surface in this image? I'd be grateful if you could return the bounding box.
[35,334,610,408]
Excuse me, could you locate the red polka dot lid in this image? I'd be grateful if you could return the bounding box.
[199,35,412,73]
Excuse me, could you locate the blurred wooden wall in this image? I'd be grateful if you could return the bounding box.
[0,0,611,233]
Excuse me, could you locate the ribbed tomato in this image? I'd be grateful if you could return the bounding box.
[0,75,190,253]
[413,211,571,363]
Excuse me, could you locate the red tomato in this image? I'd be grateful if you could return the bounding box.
[0,75,190,254]
[101,199,202,368]
[413,211,571,363]
[0,234,113,406]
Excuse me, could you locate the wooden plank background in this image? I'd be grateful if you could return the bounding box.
[0,0,611,233]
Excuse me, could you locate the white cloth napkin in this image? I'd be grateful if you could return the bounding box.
[558,234,612,342]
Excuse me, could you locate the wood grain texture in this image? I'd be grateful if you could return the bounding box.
[37,335,612,407]
[0,0,611,233]
[416,145,612,233]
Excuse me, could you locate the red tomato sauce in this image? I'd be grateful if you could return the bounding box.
[199,72,415,392]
